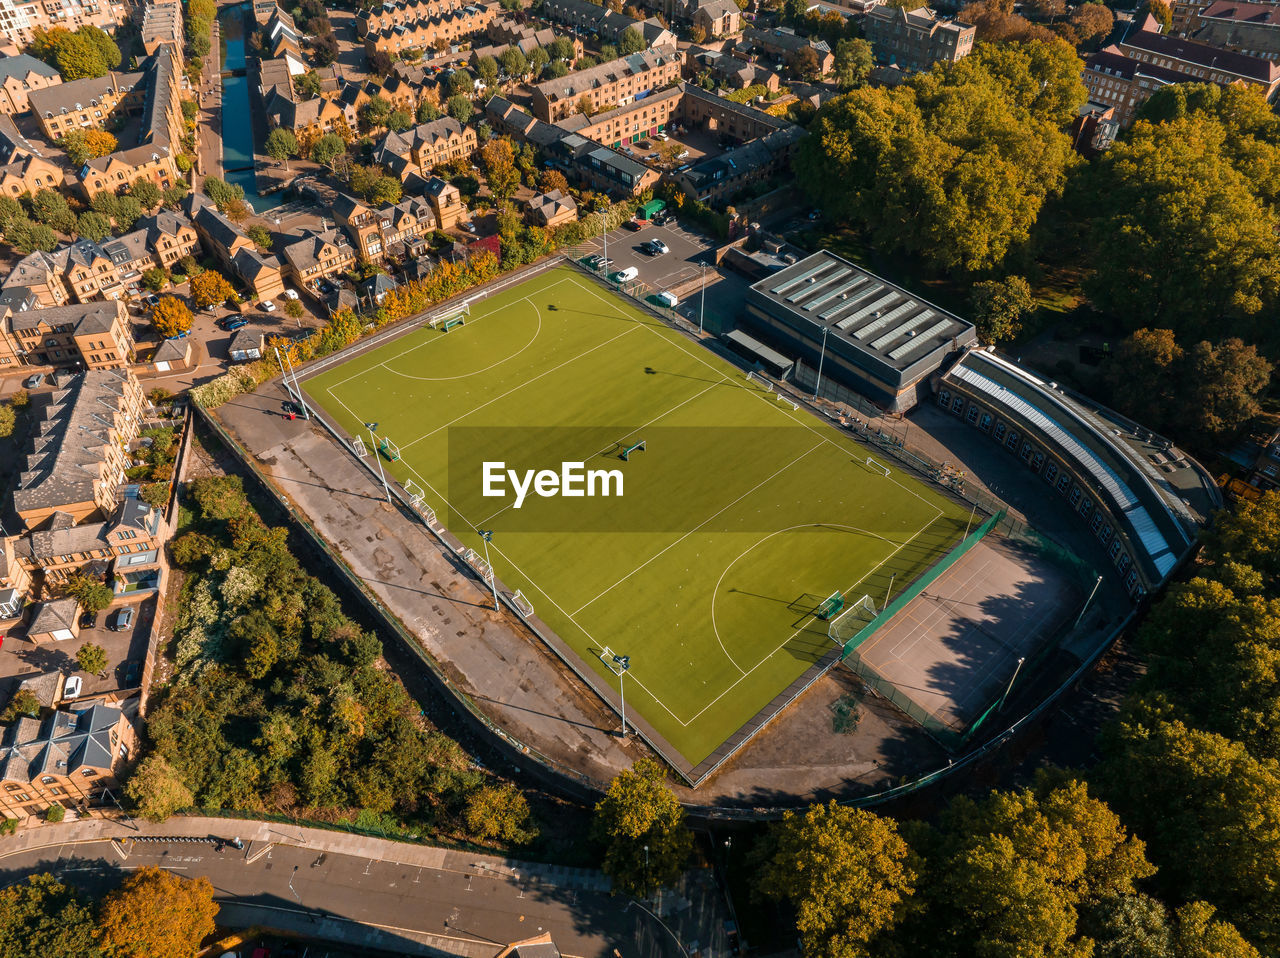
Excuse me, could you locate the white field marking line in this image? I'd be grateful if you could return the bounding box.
[398,324,645,453]
[676,509,944,728]
[569,439,828,618]
[320,276,576,393]
[470,371,732,529]
[380,297,545,382]
[572,273,946,518]
[707,522,902,678]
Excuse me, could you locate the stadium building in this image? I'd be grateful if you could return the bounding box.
[936,347,1220,599]
[742,251,978,412]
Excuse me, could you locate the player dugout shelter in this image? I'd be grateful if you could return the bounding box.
[742,251,978,412]
[936,347,1220,600]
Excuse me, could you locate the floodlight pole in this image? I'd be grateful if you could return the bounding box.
[365,423,391,504]
[479,529,499,611]
[964,501,977,537]
[614,653,630,737]
[813,325,830,400]
[698,261,707,334]
[884,572,895,610]
[999,656,1025,711]
[282,349,310,419]
[1073,575,1104,630]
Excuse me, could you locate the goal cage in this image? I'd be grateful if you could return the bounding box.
[827,594,878,645]
[866,456,890,477]
[379,437,401,462]
[352,435,368,459]
[404,479,435,523]
[746,370,774,392]
[430,302,470,329]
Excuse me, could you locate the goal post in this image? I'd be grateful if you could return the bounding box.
[621,439,645,461]
[352,435,368,459]
[866,456,890,477]
[817,591,844,620]
[429,302,470,329]
[379,437,400,462]
[746,370,773,392]
[512,590,534,617]
[827,594,878,645]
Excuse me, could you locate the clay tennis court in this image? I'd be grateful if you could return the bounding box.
[851,538,1081,733]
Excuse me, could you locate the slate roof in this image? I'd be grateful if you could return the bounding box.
[0,703,124,783]
[1121,13,1280,80]
[27,597,80,636]
[0,53,59,84]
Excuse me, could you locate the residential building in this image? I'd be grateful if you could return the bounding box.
[28,71,145,143]
[541,0,675,45]
[186,196,286,299]
[1190,1,1280,58]
[355,0,473,35]
[1087,13,1280,123]
[0,0,129,47]
[678,83,792,141]
[280,228,357,287]
[544,133,662,197]
[141,2,183,57]
[1,300,133,373]
[670,126,804,203]
[11,368,144,530]
[742,250,977,413]
[262,89,358,146]
[421,176,468,229]
[691,0,741,38]
[10,498,162,593]
[362,2,499,57]
[371,116,476,178]
[228,326,265,362]
[530,46,683,122]
[555,85,684,147]
[25,597,81,643]
[740,26,836,75]
[0,535,33,621]
[0,704,137,821]
[2,252,70,309]
[137,208,200,270]
[685,45,780,91]
[485,95,566,149]
[0,53,61,115]
[863,6,975,71]
[526,189,577,228]
[0,114,64,199]
[333,193,443,261]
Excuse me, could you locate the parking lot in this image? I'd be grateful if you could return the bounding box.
[0,595,155,707]
[577,220,715,296]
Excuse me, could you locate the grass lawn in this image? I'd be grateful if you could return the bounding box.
[304,266,971,768]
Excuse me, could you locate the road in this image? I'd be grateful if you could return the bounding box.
[0,818,703,957]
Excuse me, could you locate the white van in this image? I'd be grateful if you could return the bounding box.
[656,291,679,308]
[614,267,639,283]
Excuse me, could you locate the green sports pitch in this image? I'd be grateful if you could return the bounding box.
[303,265,972,773]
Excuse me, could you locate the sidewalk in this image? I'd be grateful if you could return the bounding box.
[0,814,612,893]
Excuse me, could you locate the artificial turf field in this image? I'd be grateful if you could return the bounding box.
[304,266,973,769]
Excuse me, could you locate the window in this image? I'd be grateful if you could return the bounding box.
[1020,442,1035,463]
[1055,473,1071,494]
[1099,523,1113,545]
[1005,430,1019,451]
[1117,552,1131,574]
[1090,512,1104,534]
[1069,486,1082,508]
[1044,461,1058,484]
[965,404,980,425]
[951,395,964,414]
[1109,540,1123,562]
[979,412,993,432]
[1126,569,1141,593]
[992,421,1006,443]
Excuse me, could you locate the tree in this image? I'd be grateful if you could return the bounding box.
[1070,2,1114,42]
[544,58,569,79]
[75,642,108,677]
[619,26,645,54]
[0,405,13,439]
[141,266,168,292]
[190,269,235,309]
[246,223,273,251]
[481,138,521,204]
[476,54,499,87]
[265,126,298,170]
[0,873,100,958]
[547,35,575,61]
[528,45,550,75]
[311,31,339,65]
[7,219,58,254]
[464,783,538,843]
[294,70,322,98]
[833,37,873,90]
[150,295,193,339]
[0,688,39,722]
[1082,893,1175,958]
[971,275,1033,343]
[789,45,823,80]
[125,755,195,822]
[907,774,1155,958]
[500,45,528,80]
[29,188,76,233]
[1180,338,1272,442]
[416,98,442,122]
[539,168,570,195]
[1085,114,1280,338]
[1098,721,1280,952]
[284,299,304,320]
[124,177,161,212]
[59,128,113,166]
[1173,902,1264,958]
[113,195,143,231]
[45,29,113,79]
[448,94,474,124]
[576,93,594,117]
[449,68,475,98]
[65,573,112,615]
[796,40,1083,273]
[97,866,217,957]
[759,802,915,958]
[1141,0,1172,31]
[310,132,346,167]
[202,175,246,214]
[591,759,693,897]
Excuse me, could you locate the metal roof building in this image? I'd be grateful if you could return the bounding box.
[743,250,977,412]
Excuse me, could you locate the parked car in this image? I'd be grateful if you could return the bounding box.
[63,676,83,699]
[23,373,44,389]
[125,660,142,685]
[644,239,669,256]
[585,254,605,269]
[221,317,248,332]
[109,607,134,632]
[79,612,97,629]
[283,289,300,301]
[676,149,690,159]
[655,132,669,141]
[259,301,276,312]
[316,278,338,295]
[144,293,160,307]
[610,267,639,283]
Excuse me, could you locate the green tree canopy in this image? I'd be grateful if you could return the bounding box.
[833,37,873,91]
[76,642,108,676]
[265,127,299,169]
[464,783,538,843]
[65,573,113,615]
[0,873,101,958]
[447,94,474,124]
[125,754,195,821]
[970,275,1033,343]
[758,802,916,958]
[97,866,217,958]
[592,759,693,897]
[310,132,347,166]
[29,188,76,233]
